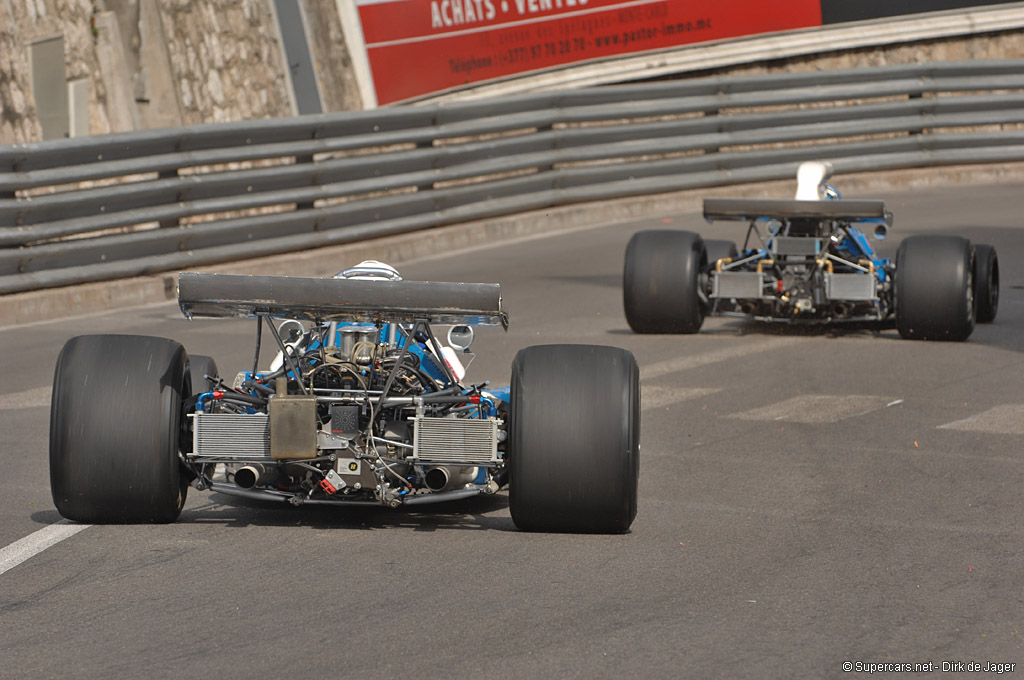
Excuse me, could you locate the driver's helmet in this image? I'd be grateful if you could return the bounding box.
[334,260,402,281]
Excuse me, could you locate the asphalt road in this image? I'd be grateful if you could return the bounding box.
[2,181,1023,679]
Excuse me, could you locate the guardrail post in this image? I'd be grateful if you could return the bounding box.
[158,169,179,228]
[296,153,316,210]
[414,140,435,193]
[705,107,721,155]
[537,123,555,174]
[908,92,924,135]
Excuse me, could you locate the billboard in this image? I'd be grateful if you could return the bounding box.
[355,0,822,104]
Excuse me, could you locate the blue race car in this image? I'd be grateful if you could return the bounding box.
[624,161,999,340]
[49,262,640,533]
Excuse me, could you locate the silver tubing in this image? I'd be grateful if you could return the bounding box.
[402,486,484,505]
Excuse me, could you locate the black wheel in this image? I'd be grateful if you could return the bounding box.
[508,345,640,533]
[973,243,999,324]
[623,230,705,333]
[703,239,738,269]
[895,236,975,341]
[188,354,220,391]
[50,335,190,523]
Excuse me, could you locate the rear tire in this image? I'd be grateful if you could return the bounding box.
[703,239,738,269]
[623,230,705,333]
[895,236,975,341]
[188,354,220,391]
[50,335,189,523]
[973,243,999,324]
[509,345,640,533]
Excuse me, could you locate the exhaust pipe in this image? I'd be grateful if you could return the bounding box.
[423,466,478,492]
[235,463,277,489]
[423,467,450,492]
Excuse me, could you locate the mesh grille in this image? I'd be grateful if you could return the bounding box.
[413,416,499,464]
[712,272,765,299]
[825,273,877,300]
[192,413,271,460]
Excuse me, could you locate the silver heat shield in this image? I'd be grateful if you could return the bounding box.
[177,272,507,328]
[413,416,500,465]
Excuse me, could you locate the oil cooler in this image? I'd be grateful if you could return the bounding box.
[412,416,500,465]
[191,413,271,460]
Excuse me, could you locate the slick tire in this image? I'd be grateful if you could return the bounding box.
[50,335,190,523]
[703,239,739,269]
[623,230,706,333]
[895,236,975,341]
[188,354,219,391]
[973,243,999,324]
[508,345,640,533]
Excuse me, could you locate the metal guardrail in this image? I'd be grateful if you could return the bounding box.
[2,59,1024,294]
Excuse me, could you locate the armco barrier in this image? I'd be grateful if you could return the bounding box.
[2,59,1024,294]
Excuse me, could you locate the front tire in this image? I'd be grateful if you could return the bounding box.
[623,230,706,333]
[508,345,640,533]
[50,335,190,523]
[895,236,975,341]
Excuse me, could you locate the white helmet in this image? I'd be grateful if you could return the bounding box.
[334,260,402,281]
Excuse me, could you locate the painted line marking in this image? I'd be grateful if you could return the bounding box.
[640,337,801,381]
[938,404,1024,435]
[727,394,896,423]
[641,386,720,411]
[0,386,51,410]
[0,520,91,577]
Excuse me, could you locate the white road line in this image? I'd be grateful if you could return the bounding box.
[938,404,1024,435]
[640,337,801,380]
[727,394,896,423]
[642,386,720,411]
[0,386,51,410]
[0,520,91,577]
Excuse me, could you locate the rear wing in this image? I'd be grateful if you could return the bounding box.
[704,198,890,223]
[178,272,508,328]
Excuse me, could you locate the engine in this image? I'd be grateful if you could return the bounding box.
[187,318,505,507]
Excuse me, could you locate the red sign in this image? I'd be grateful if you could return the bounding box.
[356,0,823,104]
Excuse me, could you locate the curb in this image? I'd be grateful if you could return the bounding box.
[3,162,1023,330]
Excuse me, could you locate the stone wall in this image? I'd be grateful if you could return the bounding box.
[0,0,358,145]
[304,0,363,112]
[1,0,97,144]
[158,0,292,126]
